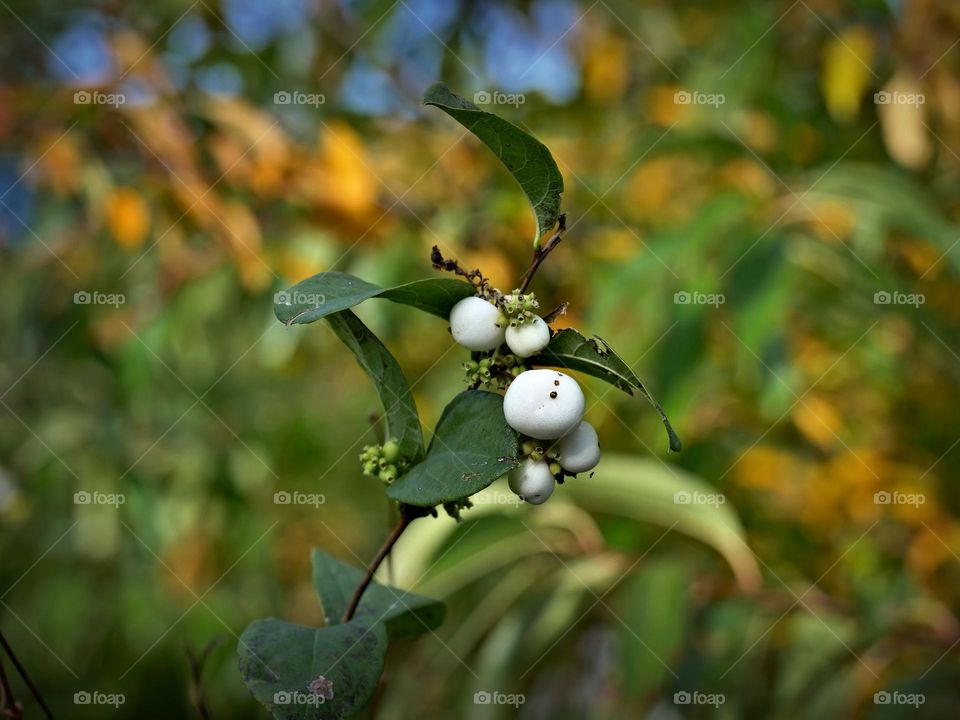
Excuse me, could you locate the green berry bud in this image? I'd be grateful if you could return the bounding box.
[382,440,400,463]
[549,462,562,475]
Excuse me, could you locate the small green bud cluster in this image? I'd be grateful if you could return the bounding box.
[499,289,540,327]
[359,439,406,485]
[463,349,528,390]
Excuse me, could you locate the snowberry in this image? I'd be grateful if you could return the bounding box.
[505,316,550,358]
[553,421,600,473]
[507,458,555,505]
[503,369,584,439]
[448,296,505,351]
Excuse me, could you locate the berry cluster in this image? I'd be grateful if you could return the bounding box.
[359,439,408,485]
[448,294,601,506]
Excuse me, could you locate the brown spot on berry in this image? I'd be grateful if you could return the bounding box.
[549,391,558,398]
[553,380,560,386]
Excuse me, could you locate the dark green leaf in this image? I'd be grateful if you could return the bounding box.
[311,549,445,639]
[387,390,519,506]
[423,83,564,245]
[276,272,474,325]
[530,329,682,452]
[238,618,387,720]
[324,310,423,462]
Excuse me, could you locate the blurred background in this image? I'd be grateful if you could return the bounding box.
[2,0,960,717]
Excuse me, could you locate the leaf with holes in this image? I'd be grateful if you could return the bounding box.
[387,390,520,506]
[238,617,387,720]
[324,310,424,462]
[275,272,475,326]
[311,549,445,639]
[423,83,564,245]
[530,328,682,452]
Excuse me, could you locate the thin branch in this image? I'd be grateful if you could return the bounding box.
[430,246,498,299]
[517,214,567,294]
[0,632,52,719]
[0,649,21,720]
[341,507,423,623]
[185,638,223,720]
[541,302,569,324]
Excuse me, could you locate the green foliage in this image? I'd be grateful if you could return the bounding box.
[310,550,445,639]
[423,83,564,245]
[324,310,424,463]
[531,329,682,452]
[276,273,475,326]
[387,390,520,506]
[238,618,387,719]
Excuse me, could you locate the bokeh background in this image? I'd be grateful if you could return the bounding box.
[2,0,960,717]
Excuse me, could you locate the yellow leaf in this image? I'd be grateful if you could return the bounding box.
[878,72,931,169]
[106,187,150,250]
[584,34,629,104]
[821,26,875,123]
[792,395,843,451]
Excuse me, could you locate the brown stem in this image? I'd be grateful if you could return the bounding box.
[341,511,417,623]
[0,650,20,719]
[0,631,52,719]
[185,638,222,720]
[517,214,567,294]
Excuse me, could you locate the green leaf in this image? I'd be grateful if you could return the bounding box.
[324,310,423,462]
[238,618,387,720]
[310,549,445,639]
[619,559,691,696]
[423,83,564,244]
[564,454,761,592]
[530,328,682,452]
[276,272,475,326]
[387,390,519,506]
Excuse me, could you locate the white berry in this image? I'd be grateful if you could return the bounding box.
[554,421,600,473]
[505,316,550,358]
[503,369,584,439]
[508,458,555,504]
[448,296,505,351]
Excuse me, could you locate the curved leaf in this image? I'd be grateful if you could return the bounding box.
[324,310,423,462]
[563,454,761,592]
[423,83,564,244]
[387,390,519,506]
[238,618,387,720]
[276,272,474,326]
[310,549,445,639]
[530,328,682,452]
